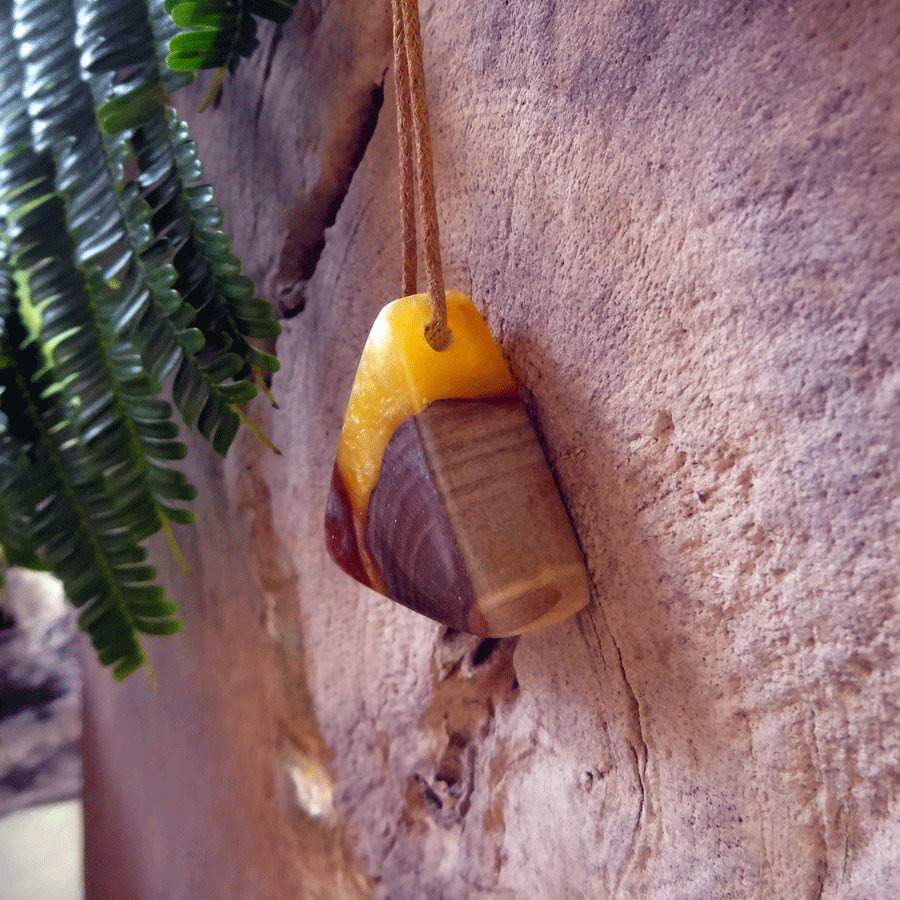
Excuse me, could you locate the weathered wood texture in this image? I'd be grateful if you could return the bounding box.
[82,1,900,898]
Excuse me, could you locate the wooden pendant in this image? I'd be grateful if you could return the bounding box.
[325,292,590,637]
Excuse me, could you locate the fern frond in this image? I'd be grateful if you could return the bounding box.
[164,0,300,74]
[0,244,174,681]
[78,0,282,456]
[128,105,280,455]
[11,0,198,520]
[0,0,284,678]
[75,3,247,455]
[80,0,280,456]
[1,4,189,677]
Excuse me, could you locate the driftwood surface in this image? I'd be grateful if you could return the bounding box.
[83,1,900,898]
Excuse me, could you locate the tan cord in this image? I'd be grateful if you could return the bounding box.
[392,0,417,298]
[393,0,451,351]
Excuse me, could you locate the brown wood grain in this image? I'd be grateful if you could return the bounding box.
[414,399,589,636]
[365,410,484,634]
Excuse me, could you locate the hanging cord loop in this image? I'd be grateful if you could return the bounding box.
[391,0,451,351]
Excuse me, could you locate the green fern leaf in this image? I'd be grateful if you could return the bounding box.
[126,106,279,454]
[80,0,280,457]
[0,248,167,681]
[1,0,284,678]
[9,0,198,519]
[1,8,190,677]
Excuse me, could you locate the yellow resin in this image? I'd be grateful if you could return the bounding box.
[335,292,517,523]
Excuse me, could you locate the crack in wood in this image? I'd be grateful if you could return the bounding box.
[273,72,387,316]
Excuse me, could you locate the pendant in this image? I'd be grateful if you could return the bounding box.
[325,291,590,636]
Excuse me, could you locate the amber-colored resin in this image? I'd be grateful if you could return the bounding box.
[336,291,517,523]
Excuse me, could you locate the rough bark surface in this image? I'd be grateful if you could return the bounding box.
[82,1,900,898]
